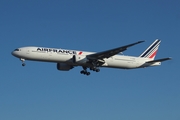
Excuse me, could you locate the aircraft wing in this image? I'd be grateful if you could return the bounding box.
[146,57,172,63]
[87,41,145,60]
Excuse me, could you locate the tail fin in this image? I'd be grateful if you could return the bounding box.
[139,39,161,60]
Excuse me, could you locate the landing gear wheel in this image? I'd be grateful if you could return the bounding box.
[22,63,26,66]
[20,58,26,67]
[80,70,85,74]
[86,72,90,76]
[80,68,91,76]
[95,68,100,72]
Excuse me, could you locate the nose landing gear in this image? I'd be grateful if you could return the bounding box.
[22,63,26,66]
[20,58,26,66]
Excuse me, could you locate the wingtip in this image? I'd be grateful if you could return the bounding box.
[164,57,172,61]
[139,40,145,43]
[168,57,172,60]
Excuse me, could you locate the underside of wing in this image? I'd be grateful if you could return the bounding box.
[87,41,145,60]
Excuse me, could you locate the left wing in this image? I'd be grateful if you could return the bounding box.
[87,41,145,60]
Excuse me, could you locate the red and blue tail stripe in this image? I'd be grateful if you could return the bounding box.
[139,39,161,59]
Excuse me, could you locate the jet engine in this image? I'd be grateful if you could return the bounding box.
[57,63,73,71]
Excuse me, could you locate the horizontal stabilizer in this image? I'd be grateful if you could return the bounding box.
[146,57,172,63]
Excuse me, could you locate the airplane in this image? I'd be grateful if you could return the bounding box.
[11,39,171,75]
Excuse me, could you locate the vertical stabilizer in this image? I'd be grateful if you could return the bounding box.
[139,39,161,60]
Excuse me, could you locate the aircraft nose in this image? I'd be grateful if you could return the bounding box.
[11,51,16,56]
[11,48,20,57]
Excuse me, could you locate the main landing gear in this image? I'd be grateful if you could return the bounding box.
[80,66,100,76]
[90,67,100,72]
[20,58,26,66]
[80,67,90,76]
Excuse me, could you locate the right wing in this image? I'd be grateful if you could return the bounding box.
[87,41,145,60]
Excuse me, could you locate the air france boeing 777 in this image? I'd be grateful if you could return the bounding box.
[12,39,171,75]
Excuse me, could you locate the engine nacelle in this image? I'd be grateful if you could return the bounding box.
[57,63,73,71]
[73,55,89,64]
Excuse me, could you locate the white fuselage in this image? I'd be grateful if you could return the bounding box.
[12,46,161,69]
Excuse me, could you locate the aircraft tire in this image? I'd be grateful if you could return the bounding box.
[95,69,100,72]
[22,63,25,66]
[80,70,85,74]
[86,72,90,75]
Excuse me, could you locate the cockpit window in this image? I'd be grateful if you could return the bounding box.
[14,49,20,51]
